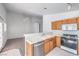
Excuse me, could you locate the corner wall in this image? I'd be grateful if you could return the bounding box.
[0,3,7,51]
[0,4,6,20]
[43,10,79,32]
[7,11,43,39]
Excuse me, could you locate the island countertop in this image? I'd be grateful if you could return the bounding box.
[24,33,60,44]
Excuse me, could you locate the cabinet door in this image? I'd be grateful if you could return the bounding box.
[77,48,79,55]
[56,36,61,47]
[49,37,56,51]
[56,21,63,30]
[77,39,79,55]
[77,24,79,30]
[49,39,53,50]
[64,18,77,24]
[53,38,56,48]
[44,37,57,55]
[51,21,61,30]
[76,17,79,23]
[44,40,50,54]
[26,42,34,56]
[77,17,79,30]
[51,18,77,30]
[78,48,79,55]
[51,22,58,30]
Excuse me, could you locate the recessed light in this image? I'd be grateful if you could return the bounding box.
[44,8,47,10]
[66,3,72,11]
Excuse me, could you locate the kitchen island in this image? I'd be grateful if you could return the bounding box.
[25,33,61,56]
[25,33,79,56]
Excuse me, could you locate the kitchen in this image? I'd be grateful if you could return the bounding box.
[25,16,79,56]
[1,1,79,59]
[0,3,79,56]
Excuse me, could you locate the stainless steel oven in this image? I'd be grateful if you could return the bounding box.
[61,34,77,54]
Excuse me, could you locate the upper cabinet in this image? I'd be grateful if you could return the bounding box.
[61,24,77,30]
[63,18,77,24]
[51,20,63,30]
[51,17,78,30]
[77,17,79,23]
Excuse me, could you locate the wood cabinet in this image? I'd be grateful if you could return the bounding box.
[44,39,50,54]
[51,17,77,30]
[44,37,56,55]
[76,17,79,23]
[49,37,56,50]
[77,39,79,55]
[26,42,34,56]
[64,18,77,24]
[26,36,60,56]
[26,37,56,56]
[52,37,56,48]
[51,21,62,30]
[51,22,58,30]
[77,24,79,30]
[76,17,79,29]
[49,39,53,50]
[56,21,62,30]
[55,36,61,47]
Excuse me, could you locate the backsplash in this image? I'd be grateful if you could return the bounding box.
[51,30,78,36]
[51,30,63,36]
[62,30,78,35]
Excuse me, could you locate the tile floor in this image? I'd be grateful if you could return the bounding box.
[46,47,76,56]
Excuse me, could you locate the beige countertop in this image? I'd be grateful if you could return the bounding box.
[24,33,60,44]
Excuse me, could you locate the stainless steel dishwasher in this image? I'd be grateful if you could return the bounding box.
[34,41,44,56]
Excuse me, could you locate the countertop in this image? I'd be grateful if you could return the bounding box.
[24,33,60,44]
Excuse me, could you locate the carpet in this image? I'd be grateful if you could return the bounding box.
[0,49,21,56]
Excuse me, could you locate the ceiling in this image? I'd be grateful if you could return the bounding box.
[3,3,79,17]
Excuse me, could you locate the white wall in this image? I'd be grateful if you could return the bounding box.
[43,10,79,32]
[0,3,7,51]
[7,11,43,39]
[0,4,6,20]
[31,17,43,32]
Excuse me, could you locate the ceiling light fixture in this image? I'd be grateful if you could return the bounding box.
[67,3,72,11]
[44,8,47,10]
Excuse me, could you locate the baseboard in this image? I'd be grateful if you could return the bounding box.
[8,37,24,40]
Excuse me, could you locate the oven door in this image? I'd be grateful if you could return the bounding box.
[61,37,77,54]
[61,38,77,50]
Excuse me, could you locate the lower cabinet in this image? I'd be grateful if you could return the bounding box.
[77,47,79,55]
[44,37,56,55]
[53,37,56,48]
[55,36,61,47]
[44,40,50,54]
[49,39,54,50]
[26,36,60,56]
[26,42,34,56]
[26,36,79,56]
[77,39,79,55]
